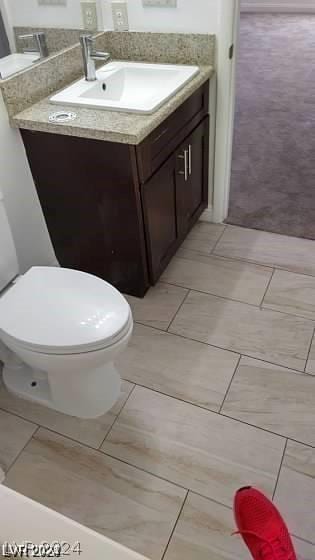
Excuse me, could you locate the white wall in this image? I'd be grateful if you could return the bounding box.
[6,0,103,29]
[103,0,219,33]
[5,0,219,33]
[0,92,58,272]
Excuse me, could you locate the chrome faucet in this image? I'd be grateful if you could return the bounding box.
[18,31,49,60]
[80,34,110,81]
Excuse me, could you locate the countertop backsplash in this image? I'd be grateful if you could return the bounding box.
[99,32,215,66]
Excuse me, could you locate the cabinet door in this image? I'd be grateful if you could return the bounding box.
[142,154,177,283]
[176,116,209,236]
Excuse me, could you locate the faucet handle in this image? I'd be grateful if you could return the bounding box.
[18,31,46,40]
[18,33,36,40]
[91,51,111,62]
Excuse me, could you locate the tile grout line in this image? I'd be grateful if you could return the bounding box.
[0,332,312,451]
[303,325,315,373]
[0,419,192,497]
[210,249,273,271]
[218,354,242,414]
[167,487,315,547]
[0,386,138,458]
[219,413,311,448]
[169,487,315,548]
[212,247,315,281]
[209,224,227,254]
[98,383,137,449]
[122,379,227,414]
[4,424,40,480]
[175,245,276,273]
[160,280,315,323]
[0,410,105,453]
[166,288,191,333]
[130,320,236,359]
[0,381,312,462]
[5,418,192,496]
[5,420,313,550]
[1,393,310,457]
[99,448,191,494]
[291,534,315,547]
[174,243,277,273]
[118,382,312,452]
[161,487,315,548]
[3,417,314,548]
[162,280,268,310]
[134,318,311,376]
[260,267,276,308]
[272,438,288,501]
[161,490,189,560]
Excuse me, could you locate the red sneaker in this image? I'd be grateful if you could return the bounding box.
[233,487,297,560]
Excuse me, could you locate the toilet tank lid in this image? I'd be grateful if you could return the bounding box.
[0,267,131,353]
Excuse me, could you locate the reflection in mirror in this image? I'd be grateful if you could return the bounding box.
[0,7,16,78]
[0,9,10,58]
[0,0,95,79]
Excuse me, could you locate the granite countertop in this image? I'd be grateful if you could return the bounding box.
[11,64,214,145]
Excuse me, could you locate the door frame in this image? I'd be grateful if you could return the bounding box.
[209,0,241,223]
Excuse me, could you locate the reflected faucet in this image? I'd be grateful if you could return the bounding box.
[18,31,49,60]
[80,34,110,81]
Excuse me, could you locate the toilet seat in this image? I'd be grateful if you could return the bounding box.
[0,267,131,355]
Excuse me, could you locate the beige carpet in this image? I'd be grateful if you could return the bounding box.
[227,13,315,240]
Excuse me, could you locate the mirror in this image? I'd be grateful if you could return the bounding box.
[0,0,103,79]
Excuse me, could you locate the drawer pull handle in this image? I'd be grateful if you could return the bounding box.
[188,144,192,176]
[178,150,188,182]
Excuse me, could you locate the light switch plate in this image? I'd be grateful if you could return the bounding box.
[81,1,98,31]
[142,0,177,6]
[38,0,66,5]
[112,1,129,32]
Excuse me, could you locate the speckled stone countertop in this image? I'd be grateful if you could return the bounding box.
[11,64,214,145]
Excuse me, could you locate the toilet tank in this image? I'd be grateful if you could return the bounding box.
[0,193,19,292]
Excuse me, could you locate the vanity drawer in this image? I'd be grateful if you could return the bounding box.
[136,80,209,184]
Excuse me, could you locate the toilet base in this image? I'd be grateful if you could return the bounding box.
[2,361,121,419]
[3,363,52,409]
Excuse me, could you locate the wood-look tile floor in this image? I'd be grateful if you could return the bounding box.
[1,223,314,560]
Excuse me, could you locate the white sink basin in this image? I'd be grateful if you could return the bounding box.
[0,53,40,79]
[50,61,199,114]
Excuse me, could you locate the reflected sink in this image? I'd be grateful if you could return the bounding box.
[50,61,199,114]
[0,53,40,79]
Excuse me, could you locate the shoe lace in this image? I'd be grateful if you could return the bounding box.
[233,530,295,560]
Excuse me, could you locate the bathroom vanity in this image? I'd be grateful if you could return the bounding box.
[20,80,210,297]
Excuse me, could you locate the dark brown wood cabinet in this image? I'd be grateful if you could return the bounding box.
[142,153,178,284]
[176,117,209,238]
[143,117,209,282]
[21,80,210,297]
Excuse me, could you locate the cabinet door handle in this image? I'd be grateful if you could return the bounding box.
[178,149,188,181]
[188,144,192,176]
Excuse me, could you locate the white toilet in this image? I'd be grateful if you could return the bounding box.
[0,194,133,419]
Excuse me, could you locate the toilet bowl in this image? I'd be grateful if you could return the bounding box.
[0,266,133,419]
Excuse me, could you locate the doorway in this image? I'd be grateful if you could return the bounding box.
[226,8,315,239]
